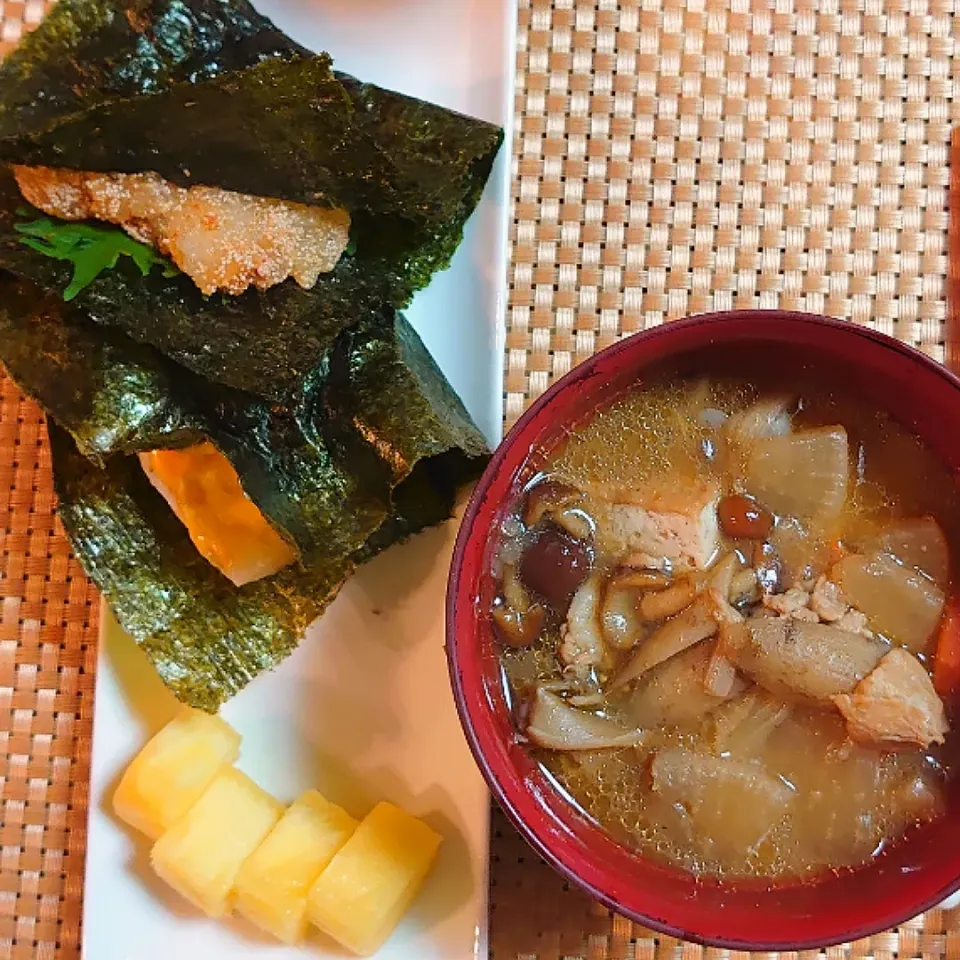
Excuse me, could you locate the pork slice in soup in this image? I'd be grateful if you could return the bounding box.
[491,371,959,879]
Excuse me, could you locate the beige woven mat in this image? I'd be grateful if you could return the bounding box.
[3,0,960,957]
[504,0,958,427]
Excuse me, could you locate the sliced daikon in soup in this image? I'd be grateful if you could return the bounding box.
[868,517,951,588]
[491,369,958,879]
[833,551,945,654]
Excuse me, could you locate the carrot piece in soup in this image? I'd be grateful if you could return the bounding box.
[934,597,960,702]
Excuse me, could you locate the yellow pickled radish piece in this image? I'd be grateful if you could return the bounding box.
[307,801,442,956]
[113,708,241,840]
[151,767,282,918]
[234,790,358,944]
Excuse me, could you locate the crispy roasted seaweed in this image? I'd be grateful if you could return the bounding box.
[35,292,488,708]
[255,308,490,563]
[326,314,490,484]
[3,52,498,227]
[0,270,487,571]
[214,308,488,562]
[0,273,206,459]
[6,51,503,230]
[1,53,504,297]
[48,411,469,710]
[49,420,346,710]
[0,0,302,139]
[353,462,460,564]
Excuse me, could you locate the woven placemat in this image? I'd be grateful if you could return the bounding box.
[3,0,960,957]
[503,0,956,428]
[0,376,97,959]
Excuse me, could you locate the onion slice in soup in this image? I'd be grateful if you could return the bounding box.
[627,645,745,727]
[611,589,728,688]
[704,640,741,698]
[708,689,791,757]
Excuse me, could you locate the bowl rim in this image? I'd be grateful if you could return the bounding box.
[445,309,960,950]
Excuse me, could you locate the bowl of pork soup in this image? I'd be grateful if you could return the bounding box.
[447,311,960,949]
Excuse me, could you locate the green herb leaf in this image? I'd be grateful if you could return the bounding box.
[14,216,178,301]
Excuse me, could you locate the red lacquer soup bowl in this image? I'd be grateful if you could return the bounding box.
[446,310,960,950]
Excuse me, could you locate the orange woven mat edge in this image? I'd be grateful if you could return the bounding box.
[0,377,97,959]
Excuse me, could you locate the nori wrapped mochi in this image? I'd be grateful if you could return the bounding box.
[0,170,392,400]
[50,412,469,710]
[2,53,503,294]
[0,272,487,570]
[0,123,501,400]
[49,419,347,711]
[0,0,504,398]
[27,296,488,707]
[47,393,476,710]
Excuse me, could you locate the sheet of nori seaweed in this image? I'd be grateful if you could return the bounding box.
[0,0,302,140]
[0,269,487,568]
[0,52,504,298]
[0,273,207,460]
[326,313,491,485]
[4,51,496,224]
[216,306,489,559]
[49,419,346,710]
[48,412,465,710]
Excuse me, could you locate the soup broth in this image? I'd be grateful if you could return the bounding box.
[491,364,959,880]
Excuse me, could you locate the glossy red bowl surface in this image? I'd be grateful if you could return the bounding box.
[446,310,960,950]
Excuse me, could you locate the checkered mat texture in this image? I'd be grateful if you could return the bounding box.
[3,0,960,957]
[504,0,960,428]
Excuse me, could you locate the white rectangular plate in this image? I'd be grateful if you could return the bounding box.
[80,1,516,956]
